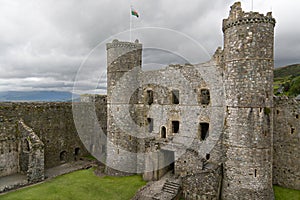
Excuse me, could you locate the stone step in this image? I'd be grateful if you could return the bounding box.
[164,184,178,190]
[162,181,180,194]
[166,181,180,187]
[163,187,176,194]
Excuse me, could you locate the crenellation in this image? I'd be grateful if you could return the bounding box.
[106,39,142,50]
[223,2,275,33]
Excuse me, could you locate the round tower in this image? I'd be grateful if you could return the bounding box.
[106,39,142,175]
[222,2,276,199]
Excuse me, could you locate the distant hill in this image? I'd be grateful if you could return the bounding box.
[0,64,299,102]
[274,64,300,97]
[0,91,79,102]
[274,64,300,78]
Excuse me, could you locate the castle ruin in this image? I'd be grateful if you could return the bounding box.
[0,2,299,200]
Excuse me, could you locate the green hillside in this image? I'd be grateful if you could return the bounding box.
[274,64,300,97]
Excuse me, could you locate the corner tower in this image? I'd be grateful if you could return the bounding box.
[106,39,142,175]
[222,2,276,199]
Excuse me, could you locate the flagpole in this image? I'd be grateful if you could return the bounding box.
[130,5,132,42]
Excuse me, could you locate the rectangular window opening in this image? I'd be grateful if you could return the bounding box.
[172,90,179,104]
[199,123,209,140]
[146,90,153,105]
[200,89,210,105]
[147,118,153,133]
[102,145,106,153]
[172,121,180,133]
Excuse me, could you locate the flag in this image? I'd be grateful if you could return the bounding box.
[131,8,139,18]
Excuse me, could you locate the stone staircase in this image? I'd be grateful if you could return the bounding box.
[162,180,181,195]
[131,172,182,200]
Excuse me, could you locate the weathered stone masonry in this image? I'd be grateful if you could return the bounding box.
[0,97,107,181]
[0,102,87,171]
[105,39,142,175]
[18,120,44,183]
[222,2,275,199]
[104,2,297,200]
[0,2,299,199]
[273,97,300,190]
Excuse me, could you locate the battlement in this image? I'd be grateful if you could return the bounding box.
[106,39,142,50]
[222,2,275,32]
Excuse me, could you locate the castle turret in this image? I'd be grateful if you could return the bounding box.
[105,39,142,175]
[222,2,276,199]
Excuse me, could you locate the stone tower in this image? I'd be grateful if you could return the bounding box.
[105,39,142,175]
[222,2,276,199]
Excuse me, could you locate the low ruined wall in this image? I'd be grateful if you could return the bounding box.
[181,166,222,200]
[273,97,300,190]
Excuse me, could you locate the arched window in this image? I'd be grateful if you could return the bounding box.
[206,153,210,160]
[74,148,80,161]
[75,148,80,156]
[161,126,167,138]
[60,151,67,162]
[23,139,30,152]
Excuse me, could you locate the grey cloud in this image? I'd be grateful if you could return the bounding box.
[0,0,299,94]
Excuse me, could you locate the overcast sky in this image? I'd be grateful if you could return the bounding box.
[0,0,299,94]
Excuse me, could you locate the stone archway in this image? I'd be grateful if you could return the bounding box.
[60,151,67,163]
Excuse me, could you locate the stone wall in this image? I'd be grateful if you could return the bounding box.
[18,120,44,183]
[106,39,142,175]
[181,166,222,200]
[105,36,225,199]
[222,2,275,199]
[0,2,296,199]
[0,100,108,174]
[76,94,108,163]
[0,117,19,177]
[273,97,300,190]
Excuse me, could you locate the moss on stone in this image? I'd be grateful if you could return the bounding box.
[264,107,271,115]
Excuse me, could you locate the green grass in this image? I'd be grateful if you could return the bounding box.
[274,64,300,79]
[0,169,146,200]
[274,64,300,97]
[83,155,97,160]
[274,185,300,200]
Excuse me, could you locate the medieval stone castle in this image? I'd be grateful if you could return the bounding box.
[0,2,299,200]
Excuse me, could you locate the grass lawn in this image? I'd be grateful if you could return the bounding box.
[2,170,299,200]
[274,185,300,200]
[0,168,146,200]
